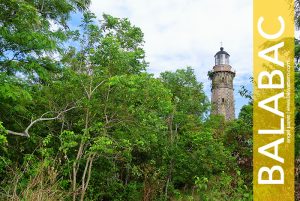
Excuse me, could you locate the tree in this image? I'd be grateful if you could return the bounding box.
[0,0,91,138]
[0,4,255,200]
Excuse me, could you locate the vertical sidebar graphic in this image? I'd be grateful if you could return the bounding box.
[253,0,295,200]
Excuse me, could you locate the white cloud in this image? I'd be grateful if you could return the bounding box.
[90,0,253,114]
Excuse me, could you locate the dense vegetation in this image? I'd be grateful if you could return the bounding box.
[0,1,297,200]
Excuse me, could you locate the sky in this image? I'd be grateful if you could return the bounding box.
[72,0,253,116]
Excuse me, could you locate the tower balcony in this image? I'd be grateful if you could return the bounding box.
[208,64,236,80]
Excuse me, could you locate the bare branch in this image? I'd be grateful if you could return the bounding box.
[80,79,90,98]
[91,80,105,95]
[7,130,29,137]
[7,106,76,138]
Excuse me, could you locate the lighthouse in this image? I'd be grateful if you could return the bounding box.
[208,47,236,121]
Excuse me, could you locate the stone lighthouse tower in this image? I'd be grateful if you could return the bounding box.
[208,47,235,121]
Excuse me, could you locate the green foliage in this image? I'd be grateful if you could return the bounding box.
[0,3,254,200]
[0,0,90,79]
[160,67,209,119]
[59,131,79,155]
[0,122,9,178]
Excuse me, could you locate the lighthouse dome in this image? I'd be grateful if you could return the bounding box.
[214,47,230,65]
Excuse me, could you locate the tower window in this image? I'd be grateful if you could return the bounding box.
[222,98,225,103]
[222,77,225,82]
